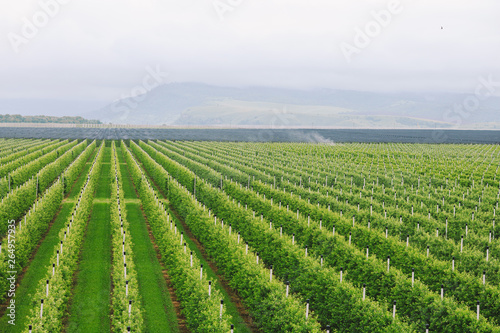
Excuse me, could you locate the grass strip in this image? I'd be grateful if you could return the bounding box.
[126,203,179,333]
[66,147,111,332]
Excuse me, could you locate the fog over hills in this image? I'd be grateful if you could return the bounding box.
[81,83,500,128]
[1,83,499,128]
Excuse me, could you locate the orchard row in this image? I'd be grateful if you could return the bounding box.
[0,138,499,332]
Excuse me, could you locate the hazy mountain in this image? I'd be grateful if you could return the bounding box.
[83,83,500,128]
[5,83,499,128]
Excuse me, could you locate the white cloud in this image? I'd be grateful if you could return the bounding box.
[0,0,499,101]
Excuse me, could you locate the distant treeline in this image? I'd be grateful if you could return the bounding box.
[0,114,101,124]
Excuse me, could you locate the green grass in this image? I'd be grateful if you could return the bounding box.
[66,202,111,333]
[67,148,112,332]
[119,163,137,200]
[126,203,179,333]
[117,145,179,332]
[95,164,111,199]
[0,203,73,333]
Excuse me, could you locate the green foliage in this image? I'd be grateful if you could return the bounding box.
[0,140,86,237]
[245,180,500,327]
[0,180,63,303]
[0,139,54,169]
[123,142,233,332]
[0,114,101,124]
[145,140,500,332]
[0,140,67,196]
[2,139,500,332]
[22,142,105,333]
[133,141,396,332]
[62,140,96,194]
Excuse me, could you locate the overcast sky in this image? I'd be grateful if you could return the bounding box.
[1,0,499,103]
